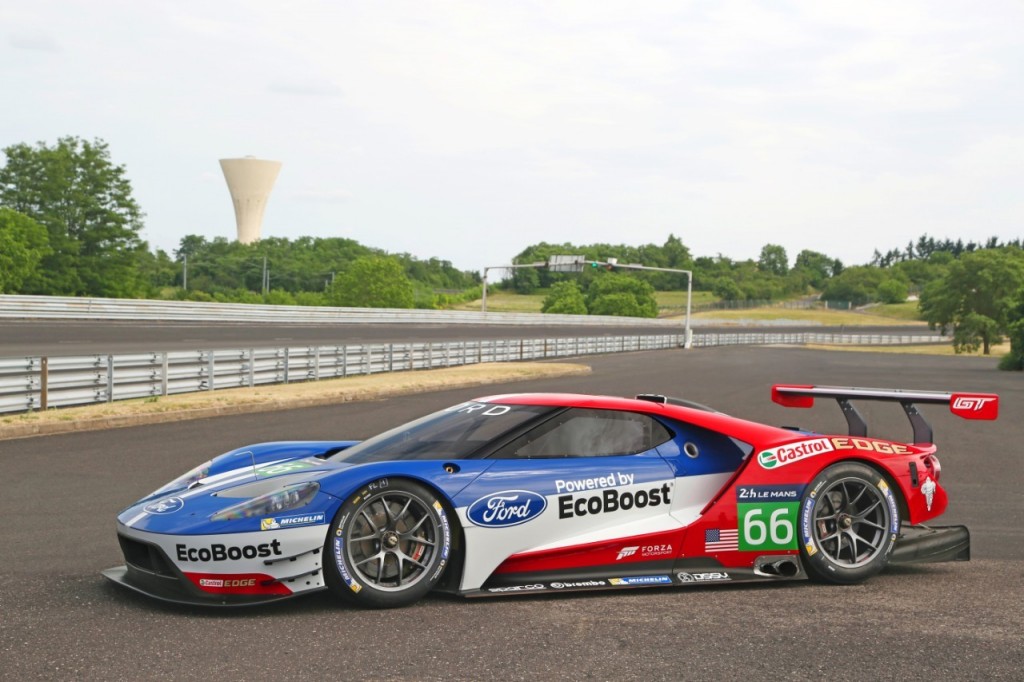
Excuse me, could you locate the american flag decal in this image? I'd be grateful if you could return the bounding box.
[705,528,739,551]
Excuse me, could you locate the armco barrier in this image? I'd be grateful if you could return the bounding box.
[0,295,682,327]
[0,332,947,415]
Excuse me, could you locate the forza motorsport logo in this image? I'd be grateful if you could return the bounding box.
[758,438,835,469]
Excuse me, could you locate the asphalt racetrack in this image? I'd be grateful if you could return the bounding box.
[1,347,1020,680]
[0,319,934,356]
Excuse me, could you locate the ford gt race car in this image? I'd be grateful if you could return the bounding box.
[103,384,998,608]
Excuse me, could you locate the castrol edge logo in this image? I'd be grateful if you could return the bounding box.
[758,438,835,469]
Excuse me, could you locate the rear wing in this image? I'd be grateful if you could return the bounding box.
[771,385,999,444]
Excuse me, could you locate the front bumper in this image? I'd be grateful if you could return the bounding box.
[102,564,307,607]
[103,523,329,607]
[890,524,970,565]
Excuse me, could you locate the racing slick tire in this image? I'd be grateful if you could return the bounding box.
[798,462,900,584]
[325,478,452,608]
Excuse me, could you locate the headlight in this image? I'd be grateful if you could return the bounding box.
[210,481,320,521]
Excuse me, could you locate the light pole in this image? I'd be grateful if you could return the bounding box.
[588,261,694,348]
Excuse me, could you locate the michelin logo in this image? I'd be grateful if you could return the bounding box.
[261,512,326,530]
[608,575,672,586]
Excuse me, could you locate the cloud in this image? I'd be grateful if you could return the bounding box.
[267,76,343,97]
[290,188,352,203]
[8,30,61,52]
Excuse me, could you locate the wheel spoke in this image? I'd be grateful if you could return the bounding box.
[855,499,882,519]
[847,484,868,509]
[402,514,429,536]
[354,551,385,569]
[843,530,862,559]
[394,498,412,524]
[360,508,380,534]
[401,534,436,548]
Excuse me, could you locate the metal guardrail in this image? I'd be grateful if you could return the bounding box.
[690,332,945,347]
[0,332,948,415]
[0,335,685,414]
[0,295,682,327]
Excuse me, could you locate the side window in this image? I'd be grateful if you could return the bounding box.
[494,408,673,458]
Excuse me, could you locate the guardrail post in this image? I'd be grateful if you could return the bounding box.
[314,346,321,381]
[284,348,290,384]
[40,357,48,410]
[388,343,394,373]
[207,352,215,391]
[106,355,114,402]
[160,353,168,396]
[342,346,348,377]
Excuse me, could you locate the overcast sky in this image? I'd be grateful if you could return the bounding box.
[3,1,1022,274]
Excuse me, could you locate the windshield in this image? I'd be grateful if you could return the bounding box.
[328,401,558,463]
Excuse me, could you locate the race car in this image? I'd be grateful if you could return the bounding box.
[103,384,999,608]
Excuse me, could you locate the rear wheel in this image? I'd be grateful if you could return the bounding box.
[799,462,900,584]
[326,478,451,608]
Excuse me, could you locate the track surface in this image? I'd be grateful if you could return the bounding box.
[1,348,1019,680]
[0,319,932,356]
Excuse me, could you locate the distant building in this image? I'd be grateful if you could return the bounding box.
[219,156,282,244]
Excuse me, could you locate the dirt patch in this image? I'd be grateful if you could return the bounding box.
[0,362,591,441]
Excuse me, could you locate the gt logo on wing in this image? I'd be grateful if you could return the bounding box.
[952,397,994,411]
[950,394,998,420]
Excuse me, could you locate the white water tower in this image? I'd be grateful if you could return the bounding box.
[219,156,282,244]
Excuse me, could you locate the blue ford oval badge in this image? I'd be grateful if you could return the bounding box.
[144,497,184,514]
[467,490,546,527]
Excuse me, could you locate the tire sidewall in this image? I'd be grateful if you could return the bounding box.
[799,462,900,584]
[327,477,452,608]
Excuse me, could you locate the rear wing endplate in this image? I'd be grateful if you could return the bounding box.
[771,385,999,444]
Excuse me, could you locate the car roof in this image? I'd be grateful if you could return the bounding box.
[475,393,795,447]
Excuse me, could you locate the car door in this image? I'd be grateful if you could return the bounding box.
[452,407,679,590]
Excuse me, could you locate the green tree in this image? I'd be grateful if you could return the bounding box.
[820,266,888,306]
[919,248,1024,354]
[541,281,587,314]
[0,136,146,296]
[999,303,1024,370]
[712,277,744,301]
[876,279,909,304]
[0,208,50,292]
[585,273,658,318]
[758,244,789,276]
[512,266,541,294]
[327,256,414,308]
[793,249,842,290]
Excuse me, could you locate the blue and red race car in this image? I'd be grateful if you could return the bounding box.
[104,384,998,608]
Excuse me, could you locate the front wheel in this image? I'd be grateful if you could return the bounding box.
[325,478,452,608]
[799,462,900,584]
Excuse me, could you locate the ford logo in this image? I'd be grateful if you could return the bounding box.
[144,497,185,514]
[467,490,546,528]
